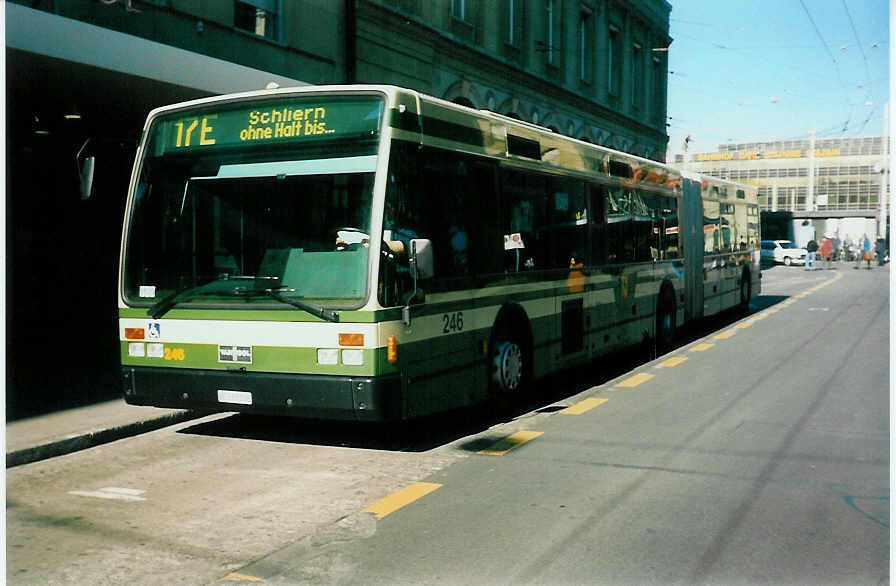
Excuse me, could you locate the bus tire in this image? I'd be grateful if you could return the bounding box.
[655,284,677,353]
[492,340,524,393]
[739,269,752,312]
[488,308,533,400]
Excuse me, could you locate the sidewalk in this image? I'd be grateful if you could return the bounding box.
[6,399,203,468]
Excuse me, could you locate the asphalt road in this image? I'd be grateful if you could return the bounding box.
[6,264,890,585]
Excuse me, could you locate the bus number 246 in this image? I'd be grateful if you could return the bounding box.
[442,312,464,333]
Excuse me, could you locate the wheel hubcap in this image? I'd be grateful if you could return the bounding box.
[492,341,523,393]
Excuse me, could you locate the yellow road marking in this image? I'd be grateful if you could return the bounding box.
[690,343,714,352]
[658,356,688,368]
[735,321,754,329]
[223,573,263,582]
[714,331,736,340]
[752,313,767,320]
[560,397,608,415]
[478,431,543,455]
[617,373,654,388]
[362,482,442,519]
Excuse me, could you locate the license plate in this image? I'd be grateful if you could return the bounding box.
[219,345,252,364]
[217,390,253,405]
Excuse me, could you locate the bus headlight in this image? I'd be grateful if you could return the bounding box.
[128,342,146,357]
[317,348,339,365]
[341,349,364,366]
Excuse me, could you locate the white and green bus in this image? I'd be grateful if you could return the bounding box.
[119,84,760,420]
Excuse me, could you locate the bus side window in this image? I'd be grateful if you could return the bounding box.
[382,141,422,306]
[643,193,677,261]
[734,202,749,251]
[547,177,587,269]
[704,200,720,255]
[747,205,760,248]
[501,169,546,272]
[661,197,680,259]
[630,189,653,262]
[467,162,503,277]
[605,187,634,264]
[720,203,736,252]
[384,143,505,298]
[589,184,607,265]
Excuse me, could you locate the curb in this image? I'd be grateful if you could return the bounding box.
[6,410,207,469]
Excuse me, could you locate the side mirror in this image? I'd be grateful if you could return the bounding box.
[76,139,95,200]
[79,156,95,200]
[402,239,433,325]
[409,239,434,280]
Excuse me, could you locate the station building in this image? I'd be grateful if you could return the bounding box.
[675,136,889,246]
[7,0,672,417]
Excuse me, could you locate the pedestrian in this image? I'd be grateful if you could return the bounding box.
[831,234,841,263]
[856,233,872,269]
[819,236,833,269]
[843,235,854,262]
[875,234,887,266]
[805,238,819,270]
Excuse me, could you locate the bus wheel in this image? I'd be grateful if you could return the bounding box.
[491,340,524,393]
[656,286,676,353]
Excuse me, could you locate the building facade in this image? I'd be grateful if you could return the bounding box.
[7,0,671,418]
[676,136,889,245]
[356,0,671,159]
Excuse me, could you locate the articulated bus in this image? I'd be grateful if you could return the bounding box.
[119,85,760,420]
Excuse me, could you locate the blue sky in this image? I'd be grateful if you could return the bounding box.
[666,0,890,157]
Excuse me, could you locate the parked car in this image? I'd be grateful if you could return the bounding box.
[760,240,807,266]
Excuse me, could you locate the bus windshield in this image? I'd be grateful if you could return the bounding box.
[122,95,384,312]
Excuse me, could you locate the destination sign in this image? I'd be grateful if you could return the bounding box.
[150,96,385,156]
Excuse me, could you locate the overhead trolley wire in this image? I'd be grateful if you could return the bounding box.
[798,0,854,136]
[798,0,846,88]
[841,0,873,96]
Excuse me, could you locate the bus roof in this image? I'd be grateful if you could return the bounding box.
[141,84,756,200]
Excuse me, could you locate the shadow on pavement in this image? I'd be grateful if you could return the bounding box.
[179,295,789,453]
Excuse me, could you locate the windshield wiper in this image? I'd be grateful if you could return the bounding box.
[260,288,340,323]
[149,282,340,323]
[148,285,210,319]
[229,287,339,323]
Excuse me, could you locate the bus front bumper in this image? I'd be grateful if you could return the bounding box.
[122,366,403,421]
